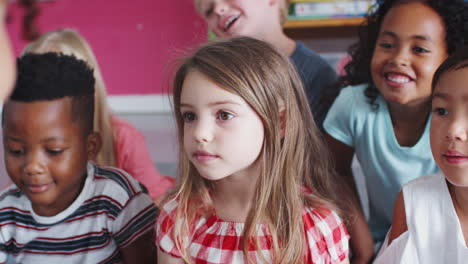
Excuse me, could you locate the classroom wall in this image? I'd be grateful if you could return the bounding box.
[6,0,207,95]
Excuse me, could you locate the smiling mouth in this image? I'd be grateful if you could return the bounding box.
[26,183,53,193]
[385,73,412,84]
[224,14,240,31]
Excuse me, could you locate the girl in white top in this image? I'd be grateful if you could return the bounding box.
[375,46,468,263]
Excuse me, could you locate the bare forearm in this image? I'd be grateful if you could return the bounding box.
[339,173,374,264]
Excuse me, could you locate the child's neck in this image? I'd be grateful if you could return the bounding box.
[211,163,261,222]
[387,100,431,147]
[257,27,296,57]
[448,183,468,246]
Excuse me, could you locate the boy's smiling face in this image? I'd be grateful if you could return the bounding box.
[2,97,100,216]
[196,0,277,39]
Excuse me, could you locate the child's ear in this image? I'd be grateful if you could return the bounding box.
[86,132,102,161]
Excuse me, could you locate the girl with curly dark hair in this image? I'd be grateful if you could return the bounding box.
[323,0,468,262]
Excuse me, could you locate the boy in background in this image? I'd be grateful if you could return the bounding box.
[194,0,337,129]
[0,53,157,263]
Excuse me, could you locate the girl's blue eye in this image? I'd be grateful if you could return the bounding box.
[434,107,448,116]
[218,111,234,121]
[182,112,196,122]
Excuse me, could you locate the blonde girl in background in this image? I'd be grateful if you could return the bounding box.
[156,37,349,264]
[23,29,175,202]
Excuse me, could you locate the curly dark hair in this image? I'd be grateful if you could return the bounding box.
[338,0,468,107]
[6,53,95,133]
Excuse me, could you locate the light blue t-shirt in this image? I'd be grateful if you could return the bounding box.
[323,84,439,243]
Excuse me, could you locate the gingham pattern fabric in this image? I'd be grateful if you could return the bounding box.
[156,199,349,263]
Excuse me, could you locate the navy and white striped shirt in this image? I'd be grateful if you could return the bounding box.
[0,163,158,264]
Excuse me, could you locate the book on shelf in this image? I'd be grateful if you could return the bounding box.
[289,0,374,19]
[290,0,370,3]
[291,0,350,2]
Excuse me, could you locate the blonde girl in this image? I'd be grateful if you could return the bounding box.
[156,37,349,264]
[23,29,174,201]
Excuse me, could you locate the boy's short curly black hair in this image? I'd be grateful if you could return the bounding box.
[339,0,468,106]
[5,52,95,134]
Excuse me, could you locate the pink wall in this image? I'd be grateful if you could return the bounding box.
[6,0,207,95]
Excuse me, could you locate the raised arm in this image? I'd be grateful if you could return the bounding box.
[325,133,374,264]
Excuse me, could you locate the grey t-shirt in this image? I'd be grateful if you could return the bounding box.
[290,41,337,130]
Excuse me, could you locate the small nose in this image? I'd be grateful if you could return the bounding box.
[24,151,46,177]
[214,1,228,14]
[389,48,409,67]
[193,118,214,143]
[446,119,468,142]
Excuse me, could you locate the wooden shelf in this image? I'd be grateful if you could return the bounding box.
[284,17,365,29]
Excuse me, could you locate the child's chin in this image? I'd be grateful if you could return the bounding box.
[445,175,468,188]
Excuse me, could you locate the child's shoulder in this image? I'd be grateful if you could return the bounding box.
[324,83,380,133]
[90,163,148,199]
[403,173,444,194]
[159,198,179,217]
[111,115,141,134]
[302,207,350,262]
[0,184,22,200]
[302,207,346,233]
[331,83,386,117]
[291,41,327,64]
[0,184,27,208]
[338,84,373,104]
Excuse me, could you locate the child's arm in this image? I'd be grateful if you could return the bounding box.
[325,134,374,264]
[157,248,184,264]
[113,116,175,202]
[121,230,156,264]
[388,191,408,244]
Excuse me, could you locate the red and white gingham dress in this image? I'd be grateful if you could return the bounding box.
[156,199,349,263]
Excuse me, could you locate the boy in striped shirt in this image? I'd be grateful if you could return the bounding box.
[0,53,158,263]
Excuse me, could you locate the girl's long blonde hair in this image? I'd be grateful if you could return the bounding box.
[23,29,116,167]
[168,37,343,263]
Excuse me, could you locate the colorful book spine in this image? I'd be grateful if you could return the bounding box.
[290,1,373,18]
